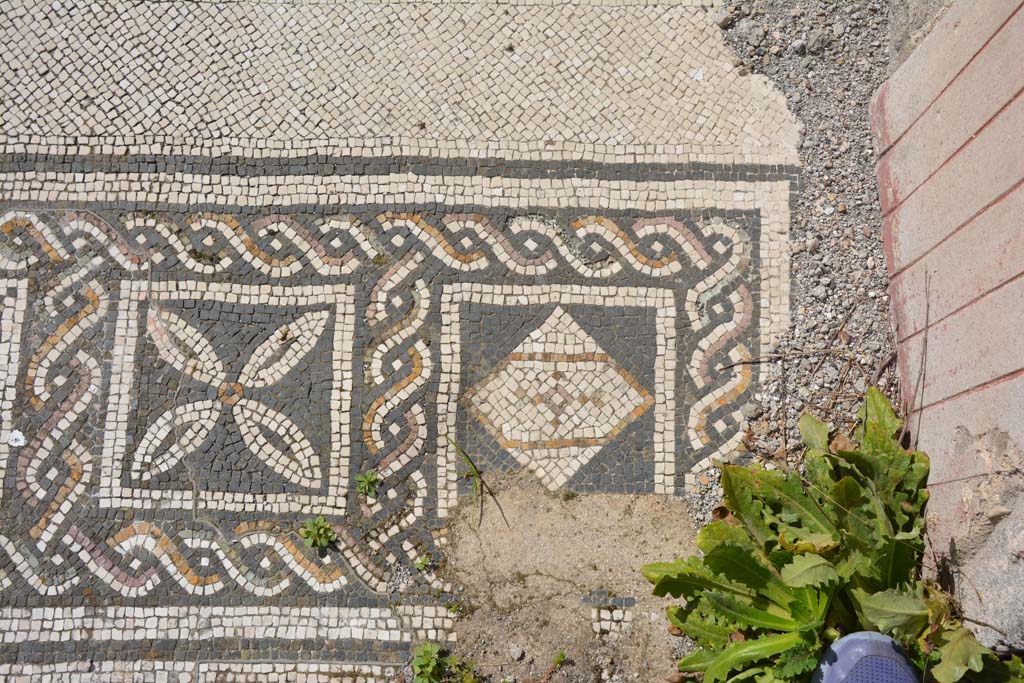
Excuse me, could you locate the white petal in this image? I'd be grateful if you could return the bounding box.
[146,307,225,387]
[239,310,329,388]
[130,401,219,482]
[234,399,321,489]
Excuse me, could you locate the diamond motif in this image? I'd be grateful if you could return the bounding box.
[464,307,653,490]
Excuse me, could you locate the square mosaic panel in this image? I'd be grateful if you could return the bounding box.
[100,280,354,514]
[0,154,795,674]
[440,284,675,503]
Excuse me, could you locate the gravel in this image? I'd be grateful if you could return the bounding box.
[719,0,901,468]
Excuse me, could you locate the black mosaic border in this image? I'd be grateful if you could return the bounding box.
[0,152,801,183]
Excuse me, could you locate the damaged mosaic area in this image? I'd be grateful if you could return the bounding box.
[0,0,799,678]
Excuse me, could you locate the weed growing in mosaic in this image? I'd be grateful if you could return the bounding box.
[415,555,431,571]
[445,435,510,529]
[643,388,1024,683]
[412,643,447,683]
[445,598,473,619]
[356,470,380,498]
[411,642,482,683]
[298,516,336,550]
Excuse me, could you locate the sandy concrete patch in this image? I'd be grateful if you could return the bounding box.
[441,471,697,683]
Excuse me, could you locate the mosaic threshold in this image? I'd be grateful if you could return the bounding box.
[0,0,800,678]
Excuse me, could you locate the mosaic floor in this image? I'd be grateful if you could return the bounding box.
[0,0,799,679]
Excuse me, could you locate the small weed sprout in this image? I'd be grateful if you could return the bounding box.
[553,651,567,668]
[298,516,336,550]
[447,654,481,683]
[411,642,446,683]
[445,599,471,619]
[414,555,431,571]
[355,470,380,498]
[411,643,481,683]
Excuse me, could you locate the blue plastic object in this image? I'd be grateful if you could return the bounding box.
[813,631,920,683]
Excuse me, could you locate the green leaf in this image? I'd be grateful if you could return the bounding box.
[679,648,718,673]
[799,413,830,452]
[902,452,931,497]
[412,642,445,683]
[959,653,1024,683]
[850,587,929,638]
[668,604,735,650]
[720,466,775,549]
[703,632,806,683]
[803,450,837,506]
[876,537,920,589]
[831,447,880,481]
[703,542,796,609]
[776,647,820,678]
[783,593,829,631]
[748,468,839,546]
[697,520,754,554]
[643,387,959,683]
[642,557,755,600]
[781,555,839,588]
[702,592,799,632]
[778,531,839,554]
[932,628,988,683]
[855,387,902,450]
[828,471,897,561]
[827,476,873,540]
[834,549,871,581]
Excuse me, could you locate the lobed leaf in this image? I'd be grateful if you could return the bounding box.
[777,531,838,554]
[702,592,800,632]
[642,557,755,600]
[668,604,735,650]
[775,647,820,679]
[703,542,796,609]
[702,632,806,683]
[647,389,1007,683]
[802,450,837,508]
[855,387,903,452]
[851,587,929,639]
[799,413,830,453]
[698,519,756,553]
[679,647,718,673]
[781,555,839,588]
[932,628,988,683]
[751,468,838,541]
[720,466,775,549]
[958,654,1024,683]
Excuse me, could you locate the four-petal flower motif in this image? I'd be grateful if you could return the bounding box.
[131,306,329,488]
